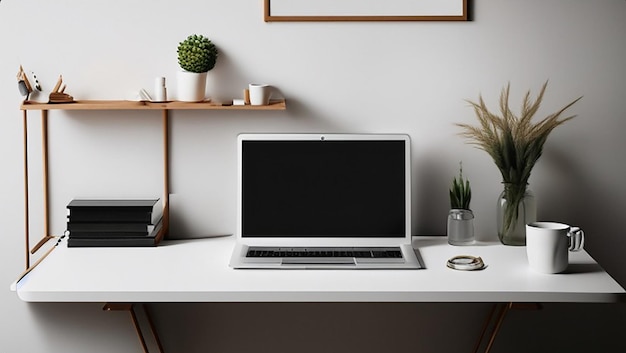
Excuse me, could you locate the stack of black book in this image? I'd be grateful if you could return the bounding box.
[66,199,164,247]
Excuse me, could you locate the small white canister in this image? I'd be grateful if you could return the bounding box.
[154,76,167,102]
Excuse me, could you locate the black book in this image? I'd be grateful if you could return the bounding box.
[67,217,164,247]
[67,199,163,224]
[66,220,159,238]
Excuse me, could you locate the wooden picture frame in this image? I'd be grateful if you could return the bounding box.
[264,0,468,22]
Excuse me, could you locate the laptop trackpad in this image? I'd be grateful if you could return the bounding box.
[282,257,356,265]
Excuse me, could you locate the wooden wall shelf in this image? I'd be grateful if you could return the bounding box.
[20,98,287,270]
[21,99,287,111]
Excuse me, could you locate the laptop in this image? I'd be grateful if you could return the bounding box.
[229,133,423,269]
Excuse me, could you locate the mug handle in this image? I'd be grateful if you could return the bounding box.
[568,226,585,251]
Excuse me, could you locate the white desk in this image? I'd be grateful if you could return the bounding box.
[13,236,626,303]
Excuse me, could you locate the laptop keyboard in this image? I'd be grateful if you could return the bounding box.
[246,247,403,259]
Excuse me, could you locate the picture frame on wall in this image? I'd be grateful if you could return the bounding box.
[264,0,468,22]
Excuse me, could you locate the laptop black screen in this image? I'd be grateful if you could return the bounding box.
[241,139,406,238]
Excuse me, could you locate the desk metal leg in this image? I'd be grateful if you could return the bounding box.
[472,303,509,353]
[473,302,541,353]
[472,303,500,353]
[144,305,165,353]
[483,303,511,353]
[103,303,165,353]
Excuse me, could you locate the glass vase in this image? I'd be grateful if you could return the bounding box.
[447,209,475,245]
[497,184,536,246]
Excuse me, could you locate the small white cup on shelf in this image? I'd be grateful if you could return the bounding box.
[248,83,271,105]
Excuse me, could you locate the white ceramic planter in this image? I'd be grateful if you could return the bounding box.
[177,71,207,102]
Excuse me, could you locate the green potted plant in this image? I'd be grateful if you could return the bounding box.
[447,162,474,245]
[456,81,581,245]
[176,34,218,102]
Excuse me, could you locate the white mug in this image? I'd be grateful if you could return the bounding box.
[525,222,585,274]
[248,83,272,105]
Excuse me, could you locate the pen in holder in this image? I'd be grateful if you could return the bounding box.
[48,75,74,103]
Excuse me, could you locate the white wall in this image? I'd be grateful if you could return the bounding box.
[1,1,625,352]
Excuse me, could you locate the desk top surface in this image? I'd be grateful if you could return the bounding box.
[13,236,626,303]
